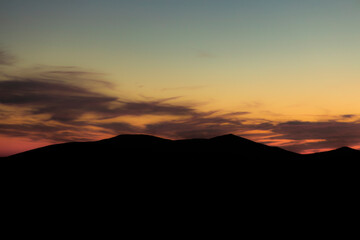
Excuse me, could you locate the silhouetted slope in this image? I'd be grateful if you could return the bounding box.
[3,134,307,196]
[5,134,300,162]
[3,134,360,207]
[6,134,360,162]
[172,134,300,161]
[305,147,360,161]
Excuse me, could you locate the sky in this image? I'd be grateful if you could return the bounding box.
[1,0,360,156]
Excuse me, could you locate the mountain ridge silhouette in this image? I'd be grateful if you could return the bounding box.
[3,133,360,203]
[4,133,360,161]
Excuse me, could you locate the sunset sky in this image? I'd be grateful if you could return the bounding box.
[1,0,360,156]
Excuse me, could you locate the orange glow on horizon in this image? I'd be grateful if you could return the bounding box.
[300,148,335,155]
[0,136,53,157]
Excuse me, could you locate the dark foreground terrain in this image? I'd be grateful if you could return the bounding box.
[2,134,360,199]
[3,134,360,174]
[2,134,360,220]
[5,133,360,160]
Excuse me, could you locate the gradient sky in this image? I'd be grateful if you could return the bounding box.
[1,0,360,156]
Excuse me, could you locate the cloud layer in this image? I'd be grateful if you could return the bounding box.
[0,50,15,65]
[2,52,360,154]
[269,120,360,152]
[0,68,209,143]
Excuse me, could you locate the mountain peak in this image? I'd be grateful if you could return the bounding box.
[335,146,357,152]
[211,134,240,140]
[98,134,171,144]
[7,133,360,161]
[210,134,257,145]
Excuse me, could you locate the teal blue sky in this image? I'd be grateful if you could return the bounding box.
[2,0,359,109]
[2,0,359,69]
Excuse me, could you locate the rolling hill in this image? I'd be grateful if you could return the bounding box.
[4,133,360,162]
[5,134,301,161]
[3,134,360,201]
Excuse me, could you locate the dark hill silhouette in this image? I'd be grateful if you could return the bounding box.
[4,133,360,162]
[5,133,301,161]
[3,133,360,217]
[3,134,360,181]
[305,146,360,160]
[2,133,301,184]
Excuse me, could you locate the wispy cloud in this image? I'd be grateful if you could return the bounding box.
[0,77,117,123]
[341,114,356,119]
[0,67,206,142]
[267,120,360,152]
[0,50,15,65]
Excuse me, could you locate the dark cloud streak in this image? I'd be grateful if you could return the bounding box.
[270,120,360,152]
[0,69,207,142]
